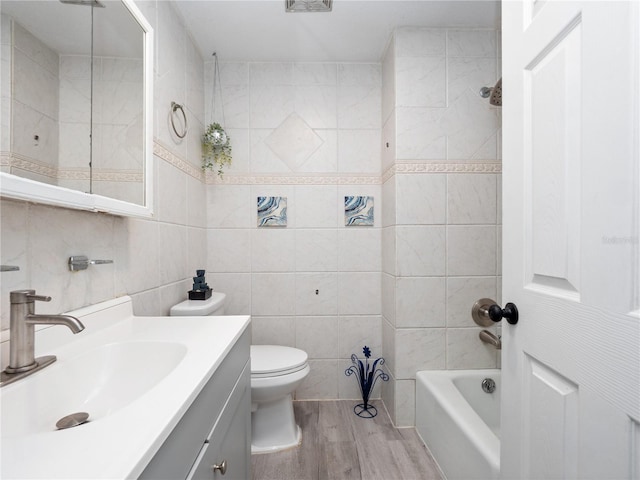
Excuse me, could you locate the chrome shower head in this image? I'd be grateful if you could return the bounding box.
[489,78,502,107]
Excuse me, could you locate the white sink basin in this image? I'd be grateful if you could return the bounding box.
[1,341,187,437]
[0,296,251,479]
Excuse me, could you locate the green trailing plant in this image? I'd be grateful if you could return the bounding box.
[202,122,232,177]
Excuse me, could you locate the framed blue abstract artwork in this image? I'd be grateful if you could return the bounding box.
[345,196,374,226]
[257,196,287,227]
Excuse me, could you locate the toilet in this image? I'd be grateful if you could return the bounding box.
[169,292,310,454]
[250,344,309,453]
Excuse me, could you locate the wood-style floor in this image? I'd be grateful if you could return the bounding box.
[251,400,443,480]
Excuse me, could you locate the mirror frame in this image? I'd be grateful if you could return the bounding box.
[0,0,154,218]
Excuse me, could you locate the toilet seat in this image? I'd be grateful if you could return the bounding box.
[251,345,308,378]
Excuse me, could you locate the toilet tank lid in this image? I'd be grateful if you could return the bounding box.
[169,292,226,316]
[251,345,308,375]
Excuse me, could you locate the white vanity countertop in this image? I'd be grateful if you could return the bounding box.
[0,296,251,479]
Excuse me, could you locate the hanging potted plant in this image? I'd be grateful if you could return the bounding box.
[202,122,232,177]
[202,52,232,177]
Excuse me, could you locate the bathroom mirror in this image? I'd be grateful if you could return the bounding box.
[0,0,153,217]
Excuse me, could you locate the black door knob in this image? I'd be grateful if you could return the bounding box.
[488,303,519,325]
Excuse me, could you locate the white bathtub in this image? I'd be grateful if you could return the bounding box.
[415,369,500,480]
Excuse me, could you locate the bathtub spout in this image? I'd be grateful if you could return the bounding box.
[479,330,501,350]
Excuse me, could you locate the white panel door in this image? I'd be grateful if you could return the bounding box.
[501,1,640,479]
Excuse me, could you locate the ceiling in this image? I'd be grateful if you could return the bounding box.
[1,0,143,57]
[174,0,501,63]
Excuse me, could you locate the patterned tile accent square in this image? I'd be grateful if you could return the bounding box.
[257,196,287,227]
[344,196,374,226]
[264,113,323,170]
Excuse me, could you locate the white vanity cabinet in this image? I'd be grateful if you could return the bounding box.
[139,328,251,480]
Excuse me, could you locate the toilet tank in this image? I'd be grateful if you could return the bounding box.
[170,292,226,316]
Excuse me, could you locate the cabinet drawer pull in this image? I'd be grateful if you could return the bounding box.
[212,460,227,475]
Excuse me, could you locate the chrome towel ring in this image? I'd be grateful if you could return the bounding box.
[171,101,187,138]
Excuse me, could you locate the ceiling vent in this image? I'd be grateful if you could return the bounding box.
[285,0,332,12]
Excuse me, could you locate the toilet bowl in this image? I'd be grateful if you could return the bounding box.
[250,345,310,454]
[169,291,310,454]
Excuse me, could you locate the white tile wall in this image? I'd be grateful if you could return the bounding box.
[115,217,160,294]
[251,229,296,272]
[295,229,338,272]
[395,226,446,276]
[381,226,396,276]
[395,28,446,57]
[293,63,337,86]
[251,273,297,316]
[381,273,396,326]
[208,229,251,273]
[396,56,446,107]
[395,379,416,426]
[296,359,338,400]
[11,24,60,170]
[446,277,497,327]
[447,225,497,276]
[395,277,446,328]
[295,316,339,358]
[446,327,498,369]
[157,158,187,223]
[338,85,381,130]
[293,185,338,228]
[251,316,296,347]
[337,228,381,272]
[1,34,11,154]
[447,30,497,58]
[395,174,447,225]
[382,26,501,427]
[209,273,252,315]
[0,201,29,327]
[337,130,380,173]
[447,174,497,224]
[337,272,381,315]
[207,185,253,228]
[338,316,382,359]
[158,223,188,285]
[394,328,446,378]
[296,273,338,315]
[204,60,384,401]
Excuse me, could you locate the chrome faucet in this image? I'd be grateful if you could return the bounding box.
[1,290,85,386]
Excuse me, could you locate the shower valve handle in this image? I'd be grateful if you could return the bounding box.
[488,302,519,325]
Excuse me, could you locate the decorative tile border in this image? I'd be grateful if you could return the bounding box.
[2,152,145,182]
[0,152,11,167]
[153,140,204,182]
[3,152,58,179]
[206,172,382,185]
[82,171,143,182]
[208,162,501,186]
[3,143,502,188]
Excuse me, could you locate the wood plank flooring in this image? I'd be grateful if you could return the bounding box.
[251,400,443,480]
